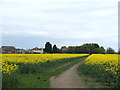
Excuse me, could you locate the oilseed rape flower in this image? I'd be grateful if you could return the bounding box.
[78,54,119,87]
[84,54,118,76]
[2,54,88,75]
[2,60,18,75]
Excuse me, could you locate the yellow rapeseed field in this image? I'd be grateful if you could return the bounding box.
[84,54,118,77]
[2,54,88,75]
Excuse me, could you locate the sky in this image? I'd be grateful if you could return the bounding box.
[0,0,119,51]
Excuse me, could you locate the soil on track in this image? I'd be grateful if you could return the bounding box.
[50,61,85,88]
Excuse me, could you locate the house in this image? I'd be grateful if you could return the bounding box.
[2,46,16,54]
[16,49,25,54]
[29,47,44,54]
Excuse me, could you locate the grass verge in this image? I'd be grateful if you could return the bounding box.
[77,63,115,88]
[18,57,86,88]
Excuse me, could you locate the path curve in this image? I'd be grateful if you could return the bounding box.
[50,61,85,88]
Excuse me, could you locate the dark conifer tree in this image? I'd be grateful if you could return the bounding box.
[53,45,58,53]
[44,42,52,53]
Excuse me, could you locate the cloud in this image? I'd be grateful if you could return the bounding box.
[3,30,49,37]
[1,0,118,51]
[2,0,119,3]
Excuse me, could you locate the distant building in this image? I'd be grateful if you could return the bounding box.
[2,46,16,54]
[16,49,25,54]
[1,46,44,54]
[29,47,44,54]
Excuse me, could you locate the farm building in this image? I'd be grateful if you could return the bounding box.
[2,46,16,54]
[28,47,44,54]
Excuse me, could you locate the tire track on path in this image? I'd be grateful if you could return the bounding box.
[50,61,85,88]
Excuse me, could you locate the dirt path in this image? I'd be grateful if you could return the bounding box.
[50,61,85,88]
[48,62,71,72]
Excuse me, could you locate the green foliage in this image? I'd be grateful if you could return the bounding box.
[82,43,99,54]
[67,46,76,53]
[2,70,19,88]
[60,46,67,53]
[106,47,115,54]
[60,43,106,54]
[78,63,118,88]
[19,56,86,74]
[44,42,52,53]
[118,48,120,54]
[53,45,59,53]
[96,48,105,54]
[18,57,85,88]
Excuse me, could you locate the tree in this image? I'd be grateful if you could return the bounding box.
[106,47,115,54]
[82,43,100,54]
[96,48,105,54]
[67,46,75,53]
[101,46,105,51]
[75,46,81,53]
[79,47,89,54]
[118,48,120,54]
[44,42,52,53]
[53,45,59,53]
[60,46,67,53]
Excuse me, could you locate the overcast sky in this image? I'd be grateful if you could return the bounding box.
[1,0,119,51]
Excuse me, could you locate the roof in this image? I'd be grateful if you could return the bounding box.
[31,47,43,50]
[2,46,16,51]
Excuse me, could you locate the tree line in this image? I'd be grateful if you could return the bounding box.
[44,42,117,54]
